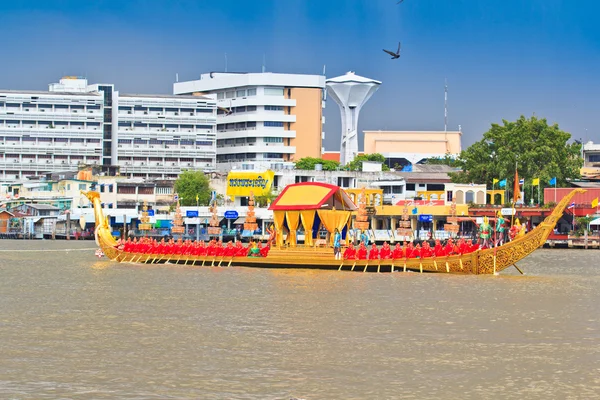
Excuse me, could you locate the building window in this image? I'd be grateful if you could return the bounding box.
[264,121,284,127]
[217,92,225,100]
[264,105,283,111]
[225,91,234,99]
[406,183,416,191]
[246,105,257,112]
[247,88,257,96]
[236,89,246,97]
[264,137,283,143]
[78,184,86,190]
[588,154,600,163]
[264,87,284,96]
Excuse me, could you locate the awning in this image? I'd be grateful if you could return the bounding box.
[233,217,246,224]
[590,218,600,226]
[269,182,357,211]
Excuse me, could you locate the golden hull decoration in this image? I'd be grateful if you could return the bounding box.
[82,189,584,274]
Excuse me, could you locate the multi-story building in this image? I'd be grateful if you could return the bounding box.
[173,72,326,171]
[0,76,217,182]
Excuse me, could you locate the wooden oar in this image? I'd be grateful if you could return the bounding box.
[459,258,463,270]
[403,259,407,272]
[338,260,344,271]
[419,261,423,274]
[391,262,395,273]
[351,261,356,271]
[446,259,450,273]
[228,257,233,267]
[363,262,368,273]
[433,259,438,271]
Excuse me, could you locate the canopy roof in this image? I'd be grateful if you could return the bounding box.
[590,217,600,226]
[269,183,357,211]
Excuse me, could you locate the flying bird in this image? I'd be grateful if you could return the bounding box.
[383,42,401,59]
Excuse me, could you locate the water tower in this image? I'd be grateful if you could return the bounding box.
[326,71,381,164]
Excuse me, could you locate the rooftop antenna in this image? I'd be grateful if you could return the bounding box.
[262,54,266,73]
[323,64,326,76]
[225,53,228,73]
[175,73,179,83]
[444,78,448,133]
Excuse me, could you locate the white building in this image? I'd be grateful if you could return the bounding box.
[0,76,217,182]
[173,72,326,171]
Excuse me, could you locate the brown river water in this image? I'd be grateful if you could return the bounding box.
[0,240,599,399]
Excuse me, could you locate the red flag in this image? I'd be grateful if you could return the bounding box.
[513,168,521,203]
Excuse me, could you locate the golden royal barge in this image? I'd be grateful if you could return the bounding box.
[83,184,584,274]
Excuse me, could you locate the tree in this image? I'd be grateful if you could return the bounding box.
[450,115,582,192]
[345,153,390,171]
[255,189,277,207]
[295,157,340,171]
[423,153,462,168]
[173,170,212,206]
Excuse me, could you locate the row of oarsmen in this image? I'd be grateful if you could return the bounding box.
[343,238,480,260]
[117,237,271,257]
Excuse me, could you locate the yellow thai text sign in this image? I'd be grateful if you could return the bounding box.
[226,170,274,198]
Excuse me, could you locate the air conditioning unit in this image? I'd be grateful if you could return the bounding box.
[187,163,192,166]
[29,160,33,163]
[61,161,65,164]
[46,160,50,163]
[172,163,176,166]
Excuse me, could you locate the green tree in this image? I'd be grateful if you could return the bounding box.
[173,170,212,206]
[450,116,582,193]
[255,189,278,207]
[345,153,390,171]
[424,153,462,168]
[295,157,340,171]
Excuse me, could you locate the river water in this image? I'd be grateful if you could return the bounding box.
[0,240,599,399]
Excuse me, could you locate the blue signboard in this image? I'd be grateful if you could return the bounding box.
[147,209,155,216]
[418,214,433,223]
[224,210,239,219]
[186,210,199,217]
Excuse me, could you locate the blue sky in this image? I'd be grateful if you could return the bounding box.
[0,0,598,151]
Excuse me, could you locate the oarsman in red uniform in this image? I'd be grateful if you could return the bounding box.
[412,243,422,259]
[457,238,467,255]
[406,242,415,258]
[421,241,432,258]
[357,243,368,260]
[468,239,479,253]
[444,238,455,256]
[433,239,444,257]
[157,238,166,254]
[123,238,132,252]
[259,242,270,257]
[379,242,392,259]
[223,241,235,257]
[392,242,404,259]
[206,240,216,256]
[368,243,380,260]
[343,243,357,260]
[235,241,245,257]
[215,240,225,257]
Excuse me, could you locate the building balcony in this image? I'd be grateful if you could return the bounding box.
[217,112,296,124]
[217,96,296,108]
[216,129,296,139]
[216,144,295,155]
